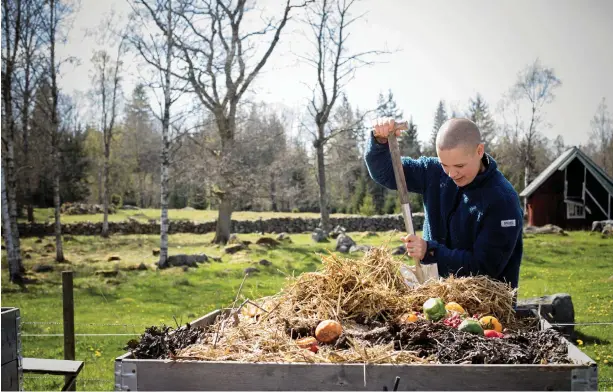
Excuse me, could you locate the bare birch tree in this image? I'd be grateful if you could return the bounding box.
[47,0,66,261]
[90,33,126,238]
[508,59,561,192]
[130,0,183,267]
[1,163,24,287]
[1,0,25,279]
[589,97,613,176]
[17,0,46,223]
[300,0,387,230]
[137,0,309,244]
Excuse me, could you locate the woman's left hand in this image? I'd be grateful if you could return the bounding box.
[401,234,427,260]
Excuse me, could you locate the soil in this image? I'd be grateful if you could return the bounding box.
[125,323,207,359]
[336,320,572,364]
[128,316,572,365]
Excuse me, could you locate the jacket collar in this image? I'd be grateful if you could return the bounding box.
[460,153,497,190]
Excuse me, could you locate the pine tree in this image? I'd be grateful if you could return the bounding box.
[350,176,367,214]
[359,193,376,216]
[467,93,496,146]
[377,89,403,120]
[123,84,159,208]
[383,191,397,214]
[60,128,90,203]
[426,100,448,156]
[328,95,362,212]
[373,89,404,214]
[399,116,421,158]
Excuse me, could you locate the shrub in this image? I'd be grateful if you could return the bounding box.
[111,194,123,208]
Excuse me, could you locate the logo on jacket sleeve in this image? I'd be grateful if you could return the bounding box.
[501,219,516,227]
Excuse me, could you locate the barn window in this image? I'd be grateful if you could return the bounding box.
[566,203,586,219]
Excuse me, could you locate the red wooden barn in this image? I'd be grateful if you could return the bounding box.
[520,147,613,229]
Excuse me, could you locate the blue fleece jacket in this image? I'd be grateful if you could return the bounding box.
[364,134,523,289]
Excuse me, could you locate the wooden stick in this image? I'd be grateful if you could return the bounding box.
[62,271,75,391]
[387,125,425,283]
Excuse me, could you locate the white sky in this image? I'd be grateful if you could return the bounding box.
[57,0,613,147]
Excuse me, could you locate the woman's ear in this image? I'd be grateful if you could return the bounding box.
[477,143,485,157]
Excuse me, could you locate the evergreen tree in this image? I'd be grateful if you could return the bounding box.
[383,192,398,214]
[372,89,405,213]
[60,127,90,203]
[399,116,421,158]
[359,193,376,216]
[426,100,448,156]
[377,89,403,120]
[122,83,160,208]
[467,93,496,146]
[350,176,367,214]
[328,95,362,212]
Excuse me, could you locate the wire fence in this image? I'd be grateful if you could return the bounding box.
[24,375,112,384]
[22,321,148,327]
[19,319,613,389]
[19,319,613,335]
[21,374,613,387]
[21,306,613,390]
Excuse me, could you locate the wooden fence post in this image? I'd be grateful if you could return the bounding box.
[62,271,75,391]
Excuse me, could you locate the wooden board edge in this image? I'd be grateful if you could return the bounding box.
[115,308,598,368]
[539,315,597,366]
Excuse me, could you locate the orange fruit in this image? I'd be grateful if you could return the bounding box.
[398,312,419,324]
[479,316,503,333]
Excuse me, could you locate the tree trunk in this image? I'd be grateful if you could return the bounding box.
[26,204,34,223]
[98,169,103,204]
[2,163,24,285]
[22,57,34,223]
[213,196,233,244]
[5,142,23,272]
[159,157,169,268]
[316,138,330,231]
[102,142,110,237]
[212,115,234,245]
[523,164,530,214]
[158,0,172,268]
[53,149,64,262]
[139,174,145,208]
[270,172,278,212]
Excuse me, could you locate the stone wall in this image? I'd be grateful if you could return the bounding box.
[17,213,425,237]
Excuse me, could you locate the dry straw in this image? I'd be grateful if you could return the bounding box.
[177,246,518,364]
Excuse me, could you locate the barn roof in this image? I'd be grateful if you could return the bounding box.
[519,146,613,198]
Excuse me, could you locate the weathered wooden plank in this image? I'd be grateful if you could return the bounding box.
[1,307,19,366]
[1,359,21,391]
[115,307,598,391]
[116,352,132,361]
[23,358,84,375]
[127,360,584,391]
[187,309,226,329]
[567,342,596,365]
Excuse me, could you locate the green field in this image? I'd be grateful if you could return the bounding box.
[2,231,612,391]
[22,208,355,224]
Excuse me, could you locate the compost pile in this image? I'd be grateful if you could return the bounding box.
[125,324,204,360]
[127,247,572,365]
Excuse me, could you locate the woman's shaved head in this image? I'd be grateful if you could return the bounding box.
[435,118,486,187]
[436,118,482,151]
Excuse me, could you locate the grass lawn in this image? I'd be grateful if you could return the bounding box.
[1,231,612,391]
[23,208,356,224]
